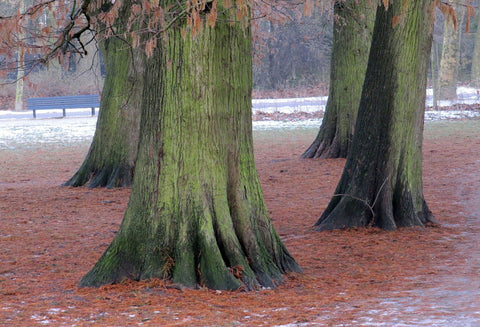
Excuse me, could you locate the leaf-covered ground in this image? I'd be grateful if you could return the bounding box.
[1,120,479,326]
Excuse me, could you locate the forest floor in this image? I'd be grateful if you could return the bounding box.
[1,119,479,326]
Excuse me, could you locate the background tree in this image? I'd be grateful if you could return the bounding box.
[64,4,143,188]
[302,0,374,159]
[14,0,26,111]
[0,0,137,188]
[63,40,142,188]
[315,0,437,231]
[438,1,463,100]
[471,7,480,87]
[79,0,300,290]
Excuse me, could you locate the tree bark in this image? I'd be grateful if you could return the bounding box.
[14,0,25,112]
[302,0,374,159]
[471,11,480,87]
[431,40,441,109]
[79,1,300,290]
[315,0,437,231]
[63,11,143,188]
[438,2,463,100]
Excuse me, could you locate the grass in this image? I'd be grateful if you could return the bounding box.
[424,119,480,140]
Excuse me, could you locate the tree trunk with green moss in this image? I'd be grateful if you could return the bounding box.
[302,0,374,159]
[64,16,143,188]
[79,1,300,290]
[315,0,437,231]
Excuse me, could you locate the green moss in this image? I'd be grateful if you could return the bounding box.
[302,0,374,159]
[316,0,436,230]
[64,32,142,188]
[79,0,300,290]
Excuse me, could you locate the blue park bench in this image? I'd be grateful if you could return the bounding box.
[26,94,100,118]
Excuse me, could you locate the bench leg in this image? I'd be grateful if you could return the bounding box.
[91,107,95,116]
[63,108,66,117]
[33,110,36,118]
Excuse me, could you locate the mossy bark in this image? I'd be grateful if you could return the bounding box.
[79,1,300,290]
[302,0,374,159]
[63,5,143,189]
[315,0,437,231]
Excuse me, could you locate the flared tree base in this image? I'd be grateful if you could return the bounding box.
[63,164,133,188]
[79,190,301,291]
[315,185,438,231]
[301,136,348,159]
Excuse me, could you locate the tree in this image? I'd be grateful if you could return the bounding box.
[471,9,480,87]
[14,0,25,111]
[63,39,142,188]
[64,4,143,188]
[1,0,300,290]
[315,0,437,231]
[438,1,463,100]
[302,0,374,159]
[79,0,300,290]
[0,0,141,189]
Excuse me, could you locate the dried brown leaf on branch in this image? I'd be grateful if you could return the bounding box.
[437,1,457,30]
[207,1,218,28]
[392,14,402,27]
[464,0,476,33]
[145,36,157,58]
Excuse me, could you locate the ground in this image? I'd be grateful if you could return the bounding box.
[0,119,479,326]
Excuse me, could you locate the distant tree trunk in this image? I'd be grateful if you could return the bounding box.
[63,1,144,189]
[471,12,480,87]
[267,21,279,90]
[79,0,300,290]
[431,40,441,109]
[14,51,24,111]
[438,2,463,100]
[14,1,25,112]
[315,0,437,231]
[63,37,142,188]
[302,0,374,159]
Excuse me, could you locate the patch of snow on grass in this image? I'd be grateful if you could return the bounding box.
[0,117,97,149]
[253,96,327,114]
[1,87,480,147]
[424,110,480,121]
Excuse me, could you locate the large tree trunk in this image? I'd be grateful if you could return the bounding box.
[315,0,437,231]
[79,1,300,290]
[63,35,143,188]
[302,0,374,159]
[438,2,463,101]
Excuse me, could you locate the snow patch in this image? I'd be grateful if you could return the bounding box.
[424,110,480,121]
[1,87,480,147]
[47,308,62,314]
[253,96,327,113]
